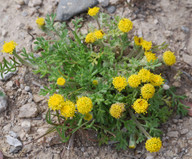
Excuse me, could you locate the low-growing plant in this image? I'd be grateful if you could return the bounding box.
[1,7,189,152]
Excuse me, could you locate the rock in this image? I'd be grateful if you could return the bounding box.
[0,151,3,159]
[2,30,8,37]
[33,94,44,103]
[106,5,116,14]
[18,102,38,118]
[0,70,17,81]
[154,19,158,24]
[98,0,109,7]
[24,0,29,5]
[180,129,189,135]
[183,54,192,66]
[6,135,22,147]
[56,0,98,21]
[21,11,28,17]
[163,84,170,90]
[181,26,189,34]
[109,0,119,4]
[15,0,25,5]
[9,131,18,138]
[21,120,31,133]
[6,81,13,89]
[24,86,30,92]
[167,131,179,138]
[0,90,8,114]
[164,30,172,38]
[28,0,42,7]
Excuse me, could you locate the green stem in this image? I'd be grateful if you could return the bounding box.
[128,108,151,139]
[13,51,37,69]
[95,17,101,30]
[56,110,61,124]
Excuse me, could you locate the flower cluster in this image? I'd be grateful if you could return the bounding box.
[48,94,64,111]
[57,77,66,86]
[132,98,149,114]
[141,84,155,99]
[88,7,100,16]
[112,76,128,92]
[76,96,93,114]
[36,17,45,27]
[2,41,17,54]
[145,137,162,153]
[138,68,151,83]
[163,51,176,66]
[128,74,141,88]
[110,103,125,119]
[60,100,75,118]
[85,29,105,43]
[118,18,133,33]
[144,51,157,62]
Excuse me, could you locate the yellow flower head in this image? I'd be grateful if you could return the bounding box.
[145,51,157,62]
[92,80,98,86]
[112,76,128,92]
[128,74,141,88]
[134,36,143,46]
[118,18,133,33]
[141,84,155,99]
[132,99,149,114]
[94,30,105,39]
[48,94,64,111]
[109,103,125,119]
[84,113,93,121]
[138,68,151,83]
[88,7,100,16]
[76,96,93,114]
[57,77,66,86]
[36,17,45,26]
[60,100,75,118]
[2,41,17,54]
[163,51,176,66]
[145,137,162,153]
[150,74,164,86]
[85,32,96,43]
[142,40,152,51]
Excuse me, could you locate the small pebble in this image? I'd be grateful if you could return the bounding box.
[24,86,30,92]
[106,5,116,14]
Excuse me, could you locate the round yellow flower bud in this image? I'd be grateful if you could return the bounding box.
[132,99,149,114]
[88,7,100,16]
[128,74,141,88]
[150,74,164,86]
[76,96,93,114]
[84,113,93,121]
[141,84,155,99]
[142,40,152,51]
[92,80,98,86]
[134,36,143,46]
[112,76,128,92]
[109,103,125,119]
[138,68,151,83]
[144,51,157,63]
[48,94,64,111]
[2,41,17,54]
[85,32,96,43]
[36,17,45,27]
[163,51,176,66]
[118,18,133,33]
[94,30,105,39]
[145,137,162,153]
[57,77,66,86]
[60,100,75,118]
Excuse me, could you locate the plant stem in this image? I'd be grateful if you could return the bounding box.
[56,110,61,124]
[13,52,37,69]
[95,17,101,30]
[128,108,151,139]
[94,124,116,137]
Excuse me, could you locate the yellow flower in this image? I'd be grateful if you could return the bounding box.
[112,76,128,92]
[94,30,105,39]
[128,74,141,88]
[145,51,157,62]
[57,77,66,86]
[109,103,125,119]
[36,17,45,27]
[145,137,162,153]
[60,100,75,118]
[132,99,149,114]
[118,18,133,33]
[150,74,164,86]
[84,113,93,121]
[2,41,17,54]
[134,36,143,46]
[92,80,98,86]
[88,7,100,16]
[76,96,93,114]
[141,84,155,99]
[85,32,96,43]
[142,40,152,51]
[163,51,176,66]
[138,68,151,83]
[48,94,64,111]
